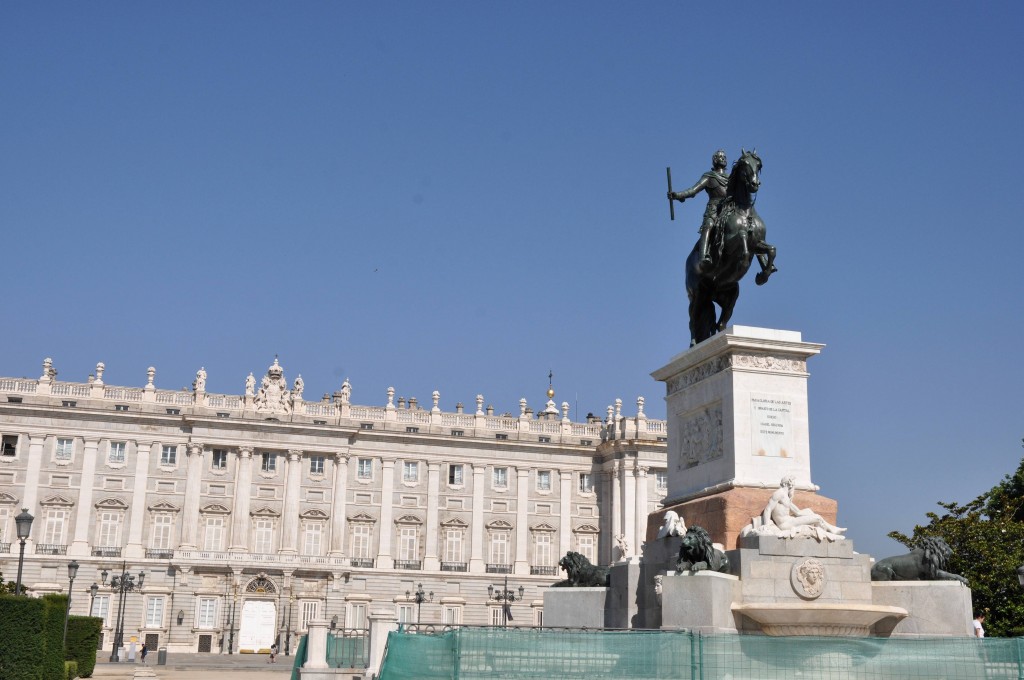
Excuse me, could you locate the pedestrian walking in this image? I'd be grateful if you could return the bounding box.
[269,642,278,664]
[140,646,148,665]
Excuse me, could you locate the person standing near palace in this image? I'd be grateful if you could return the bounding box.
[974,613,986,638]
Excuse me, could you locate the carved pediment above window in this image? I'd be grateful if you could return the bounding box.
[300,508,329,520]
[200,503,231,514]
[574,523,600,534]
[347,511,376,524]
[96,497,129,510]
[440,517,469,528]
[148,500,180,513]
[0,492,19,505]
[40,494,74,507]
[486,519,513,530]
[395,514,422,525]
[251,506,280,517]
[530,522,557,533]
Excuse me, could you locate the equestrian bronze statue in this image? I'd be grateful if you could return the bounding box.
[668,149,777,346]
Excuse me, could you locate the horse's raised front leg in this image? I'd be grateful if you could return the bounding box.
[754,241,777,286]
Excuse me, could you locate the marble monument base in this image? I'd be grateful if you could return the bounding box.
[542,588,610,629]
[661,571,740,634]
[871,581,975,637]
[647,486,839,550]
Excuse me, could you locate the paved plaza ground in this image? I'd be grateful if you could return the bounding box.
[91,653,296,680]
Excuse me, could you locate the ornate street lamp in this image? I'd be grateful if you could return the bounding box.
[405,583,433,625]
[89,583,99,615]
[14,508,34,596]
[102,562,145,662]
[62,560,80,649]
[487,576,525,627]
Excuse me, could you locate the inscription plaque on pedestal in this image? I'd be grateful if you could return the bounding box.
[750,394,793,458]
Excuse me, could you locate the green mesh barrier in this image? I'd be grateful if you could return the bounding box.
[377,627,1024,680]
[290,634,307,680]
[326,631,370,669]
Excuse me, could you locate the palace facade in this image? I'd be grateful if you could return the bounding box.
[0,357,666,654]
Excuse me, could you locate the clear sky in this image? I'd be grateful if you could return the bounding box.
[2,2,1022,558]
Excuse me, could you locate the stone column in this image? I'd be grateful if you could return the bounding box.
[469,465,486,573]
[559,470,572,556]
[69,439,100,556]
[514,468,529,575]
[179,442,205,550]
[375,460,395,569]
[623,457,637,556]
[303,619,330,670]
[328,450,349,557]
[365,609,399,679]
[21,435,46,532]
[610,462,622,546]
[423,462,441,571]
[124,441,154,558]
[634,465,649,552]
[280,450,303,555]
[230,447,254,552]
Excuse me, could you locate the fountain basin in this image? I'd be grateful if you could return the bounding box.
[733,603,908,637]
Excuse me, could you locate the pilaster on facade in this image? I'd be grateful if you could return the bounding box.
[229,447,254,552]
[469,465,485,573]
[623,456,637,556]
[514,468,529,575]
[179,442,205,550]
[610,461,622,544]
[69,438,100,556]
[328,449,349,557]
[423,462,441,571]
[280,450,303,555]
[558,470,572,556]
[633,463,649,554]
[125,440,154,558]
[376,460,395,570]
[22,435,46,550]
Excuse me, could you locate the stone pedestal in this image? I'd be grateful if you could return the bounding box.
[606,560,641,629]
[661,571,740,633]
[871,581,974,637]
[651,326,823,508]
[542,588,609,629]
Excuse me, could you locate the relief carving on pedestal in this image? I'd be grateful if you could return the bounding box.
[675,404,723,470]
[665,357,729,396]
[731,353,806,374]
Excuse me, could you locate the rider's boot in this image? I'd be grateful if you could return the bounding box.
[696,226,713,272]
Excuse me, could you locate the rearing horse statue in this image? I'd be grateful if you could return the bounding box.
[684,149,776,346]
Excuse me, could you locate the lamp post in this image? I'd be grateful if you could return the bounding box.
[62,560,80,649]
[487,576,524,627]
[102,562,145,662]
[14,508,34,596]
[89,583,99,615]
[405,583,433,625]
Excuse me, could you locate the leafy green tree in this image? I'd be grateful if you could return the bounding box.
[889,444,1024,637]
[0,570,18,595]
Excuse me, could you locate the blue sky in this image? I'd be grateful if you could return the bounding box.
[2,2,1022,558]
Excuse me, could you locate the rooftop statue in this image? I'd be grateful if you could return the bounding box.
[668,149,778,346]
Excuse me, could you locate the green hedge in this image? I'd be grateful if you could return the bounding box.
[65,616,102,678]
[0,593,67,680]
[63,661,78,680]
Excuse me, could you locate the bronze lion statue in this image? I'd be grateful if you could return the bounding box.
[870,536,968,584]
[553,551,610,587]
[675,526,730,574]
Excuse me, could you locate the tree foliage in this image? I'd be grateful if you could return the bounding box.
[889,445,1024,637]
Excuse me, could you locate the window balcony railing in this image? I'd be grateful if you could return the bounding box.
[530,566,559,576]
[36,544,68,555]
[92,547,122,558]
[349,558,374,568]
[146,549,174,559]
[0,542,10,554]
[394,560,422,570]
[486,563,512,574]
[440,562,467,572]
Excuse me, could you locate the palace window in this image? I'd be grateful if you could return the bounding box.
[402,461,419,483]
[448,464,463,486]
[578,473,593,493]
[96,510,123,547]
[348,603,367,630]
[536,470,552,492]
[399,526,419,561]
[489,532,509,565]
[254,518,274,554]
[492,467,508,489]
[309,455,325,475]
[203,516,225,551]
[357,458,373,480]
[150,514,174,550]
[44,509,68,545]
[397,604,415,624]
[577,534,596,563]
[91,594,111,627]
[108,441,126,464]
[302,522,323,556]
[442,605,462,625]
[145,596,165,628]
[490,607,503,627]
[1,434,18,456]
[444,528,464,563]
[0,506,9,543]
[211,450,228,470]
[301,601,319,630]
[55,438,74,460]
[160,445,177,466]
[656,471,668,492]
[197,598,218,629]
[350,524,371,559]
[534,533,553,567]
[261,452,277,473]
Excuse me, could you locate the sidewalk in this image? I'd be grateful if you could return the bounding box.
[92,653,295,680]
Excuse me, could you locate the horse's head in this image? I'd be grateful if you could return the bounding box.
[732,149,762,194]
